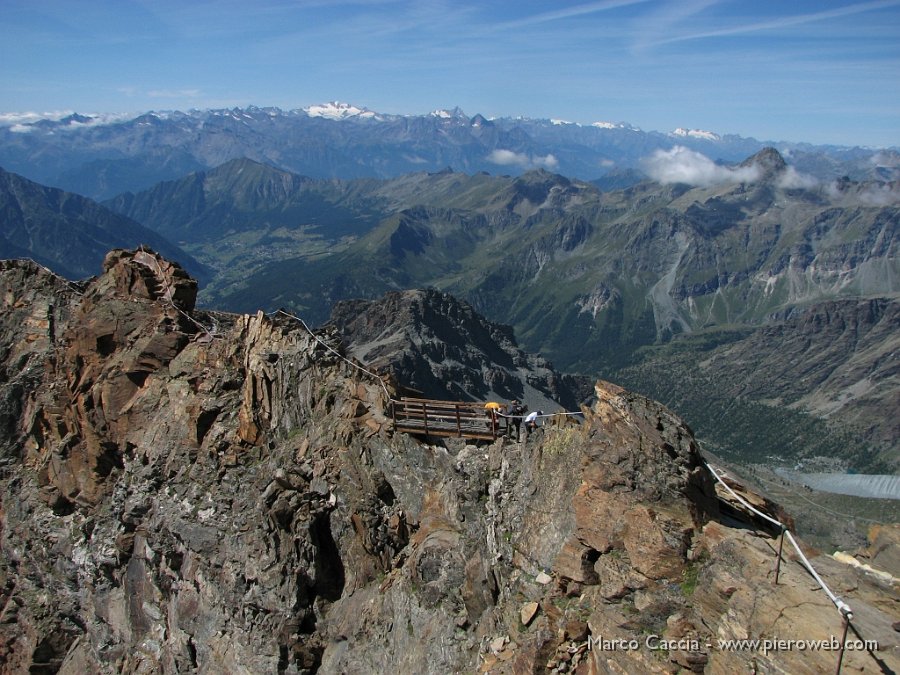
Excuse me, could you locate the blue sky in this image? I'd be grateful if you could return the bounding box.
[1,0,898,147]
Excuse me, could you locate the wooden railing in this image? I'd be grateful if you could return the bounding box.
[390,397,508,440]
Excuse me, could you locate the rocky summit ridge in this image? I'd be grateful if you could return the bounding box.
[0,250,897,674]
[328,289,593,413]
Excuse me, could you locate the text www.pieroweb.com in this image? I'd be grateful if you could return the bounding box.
[588,635,878,656]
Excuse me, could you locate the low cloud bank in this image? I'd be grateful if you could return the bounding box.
[488,149,559,170]
[643,146,899,205]
[776,166,819,190]
[0,111,132,132]
[643,146,762,187]
[846,183,900,206]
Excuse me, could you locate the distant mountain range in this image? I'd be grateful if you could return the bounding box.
[104,153,896,346]
[1,103,897,200]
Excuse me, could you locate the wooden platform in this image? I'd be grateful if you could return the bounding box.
[390,397,508,440]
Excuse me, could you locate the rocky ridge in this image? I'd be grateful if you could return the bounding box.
[0,250,897,674]
[328,289,592,412]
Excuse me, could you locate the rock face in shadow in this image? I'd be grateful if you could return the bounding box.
[0,167,206,281]
[0,250,896,674]
[328,288,593,412]
[706,297,900,465]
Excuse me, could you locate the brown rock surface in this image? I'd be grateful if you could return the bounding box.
[859,523,900,577]
[0,250,896,674]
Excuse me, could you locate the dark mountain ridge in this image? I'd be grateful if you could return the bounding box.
[328,289,593,412]
[0,166,207,281]
[707,298,899,452]
[104,158,366,244]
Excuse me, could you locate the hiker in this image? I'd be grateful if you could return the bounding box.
[507,399,526,440]
[524,410,543,435]
[484,401,505,435]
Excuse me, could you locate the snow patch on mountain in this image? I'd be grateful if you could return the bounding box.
[304,101,377,120]
[591,121,639,131]
[429,107,467,121]
[672,127,721,142]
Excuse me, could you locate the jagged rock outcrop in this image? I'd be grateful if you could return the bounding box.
[328,289,592,412]
[0,250,896,674]
[1,249,395,672]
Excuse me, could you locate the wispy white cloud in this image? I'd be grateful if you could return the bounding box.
[641,0,900,50]
[147,88,203,99]
[0,110,134,128]
[826,179,900,205]
[777,166,819,190]
[646,146,899,203]
[871,151,900,168]
[632,0,721,53]
[856,183,900,206]
[643,146,762,186]
[488,149,559,170]
[498,0,651,30]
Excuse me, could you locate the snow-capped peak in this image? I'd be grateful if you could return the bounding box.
[303,101,377,120]
[591,121,631,130]
[672,127,721,142]
[429,107,467,120]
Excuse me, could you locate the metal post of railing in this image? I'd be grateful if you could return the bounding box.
[421,401,428,436]
[774,526,786,584]
[706,462,866,672]
[835,611,851,675]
